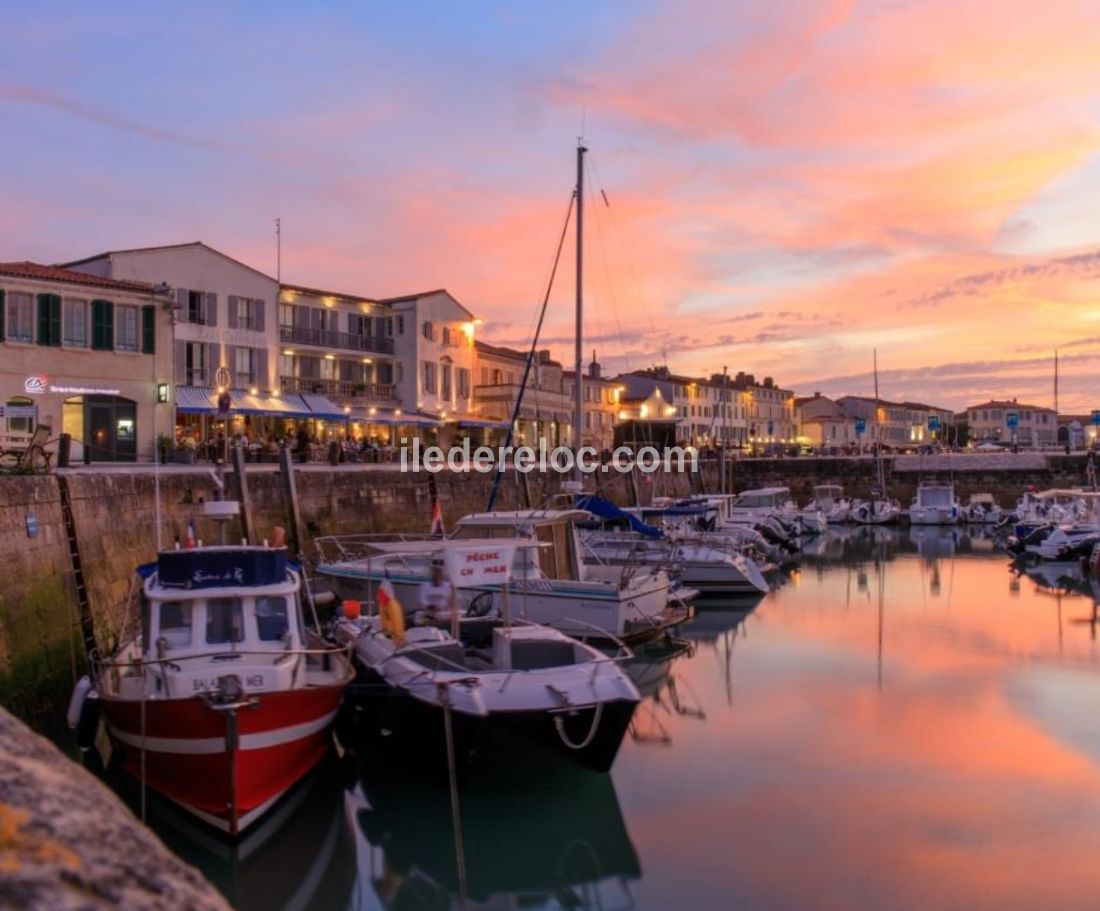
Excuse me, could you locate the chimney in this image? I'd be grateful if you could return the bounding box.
[538,349,551,364]
[589,348,601,379]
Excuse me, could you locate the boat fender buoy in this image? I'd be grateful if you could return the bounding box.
[379,596,406,646]
[76,691,101,751]
[66,675,92,729]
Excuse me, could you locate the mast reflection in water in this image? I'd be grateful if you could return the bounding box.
[118,526,1100,910]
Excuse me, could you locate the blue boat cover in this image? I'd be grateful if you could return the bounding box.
[575,495,663,538]
[155,548,288,589]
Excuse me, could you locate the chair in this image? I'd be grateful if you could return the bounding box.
[0,425,53,473]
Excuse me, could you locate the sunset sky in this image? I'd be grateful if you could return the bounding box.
[4,1,1100,411]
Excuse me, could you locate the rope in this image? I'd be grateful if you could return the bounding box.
[553,700,604,751]
[439,684,469,909]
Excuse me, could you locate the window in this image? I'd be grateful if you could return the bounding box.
[423,361,438,394]
[422,320,435,341]
[234,347,256,387]
[320,356,337,381]
[206,597,244,645]
[255,596,290,641]
[188,291,205,324]
[62,299,88,348]
[159,602,193,650]
[377,361,394,385]
[36,294,61,346]
[396,315,405,334]
[115,305,139,352]
[6,292,33,342]
[236,297,255,330]
[441,364,452,400]
[442,326,451,346]
[350,314,371,337]
[457,368,470,399]
[185,342,206,385]
[141,305,155,354]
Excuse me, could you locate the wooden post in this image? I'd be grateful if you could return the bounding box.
[278,445,304,559]
[231,444,254,544]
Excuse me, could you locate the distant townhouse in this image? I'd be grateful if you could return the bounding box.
[473,343,571,446]
[966,399,1056,447]
[62,242,293,444]
[795,393,859,447]
[730,373,796,447]
[835,396,952,448]
[0,262,173,461]
[563,355,621,451]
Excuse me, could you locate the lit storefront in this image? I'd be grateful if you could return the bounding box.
[0,263,173,462]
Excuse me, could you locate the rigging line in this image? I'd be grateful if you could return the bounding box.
[584,156,635,374]
[486,190,576,511]
[587,151,662,356]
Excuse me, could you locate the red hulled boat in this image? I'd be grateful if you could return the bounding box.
[79,545,354,836]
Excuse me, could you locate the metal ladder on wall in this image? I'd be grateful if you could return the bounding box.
[57,475,96,657]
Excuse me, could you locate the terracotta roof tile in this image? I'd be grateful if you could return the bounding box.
[0,261,157,293]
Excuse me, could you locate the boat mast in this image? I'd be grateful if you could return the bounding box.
[573,141,586,481]
[873,348,885,493]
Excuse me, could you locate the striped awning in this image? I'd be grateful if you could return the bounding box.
[175,386,314,417]
[301,394,348,420]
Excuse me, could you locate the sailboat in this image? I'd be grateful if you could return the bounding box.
[851,350,901,525]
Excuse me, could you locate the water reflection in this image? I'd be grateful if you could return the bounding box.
[350,749,640,910]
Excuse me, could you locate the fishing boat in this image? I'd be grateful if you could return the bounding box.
[330,538,641,772]
[317,508,690,645]
[71,545,354,836]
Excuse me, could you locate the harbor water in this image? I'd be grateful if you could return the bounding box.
[103,526,1100,910]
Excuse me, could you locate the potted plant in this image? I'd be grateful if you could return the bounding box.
[173,436,198,464]
[156,433,173,464]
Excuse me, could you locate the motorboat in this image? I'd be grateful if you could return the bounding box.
[964,493,1003,525]
[576,496,770,597]
[807,485,852,524]
[316,509,690,645]
[70,545,354,836]
[849,497,902,525]
[907,482,961,525]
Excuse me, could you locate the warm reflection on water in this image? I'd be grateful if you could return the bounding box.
[146,527,1100,910]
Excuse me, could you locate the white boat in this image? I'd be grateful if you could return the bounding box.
[908,483,961,525]
[316,509,690,645]
[332,610,640,773]
[850,497,902,525]
[581,531,769,596]
[964,493,1003,525]
[721,488,800,525]
[807,485,852,524]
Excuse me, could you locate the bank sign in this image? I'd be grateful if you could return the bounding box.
[23,375,46,395]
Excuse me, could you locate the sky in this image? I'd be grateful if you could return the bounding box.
[3,0,1100,411]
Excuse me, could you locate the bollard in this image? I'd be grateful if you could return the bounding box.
[57,433,72,468]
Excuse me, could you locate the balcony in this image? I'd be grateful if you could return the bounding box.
[279,324,395,355]
[280,376,398,400]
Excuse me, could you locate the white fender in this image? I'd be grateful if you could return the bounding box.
[66,675,93,729]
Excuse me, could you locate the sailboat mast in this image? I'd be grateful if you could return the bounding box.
[1054,349,1059,416]
[574,142,586,480]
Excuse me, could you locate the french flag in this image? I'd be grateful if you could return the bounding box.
[430,499,445,538]
[185,518,197,549]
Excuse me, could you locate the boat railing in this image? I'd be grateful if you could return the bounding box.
[314,532,442,564]
[93,643,351,670]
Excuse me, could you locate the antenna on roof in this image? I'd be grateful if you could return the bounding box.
[274,217,281,282]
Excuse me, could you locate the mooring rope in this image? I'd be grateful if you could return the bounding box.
[439,683,469,909]
[554,700,604,751]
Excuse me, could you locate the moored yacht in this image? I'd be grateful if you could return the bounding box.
[908,482,961,526]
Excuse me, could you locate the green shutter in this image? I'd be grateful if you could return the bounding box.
[36,294,60,346]
[91,299,114,350]
[141,305,155,354]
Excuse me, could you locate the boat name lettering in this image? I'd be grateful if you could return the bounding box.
[464,551,501,563]
[191,568,246,585]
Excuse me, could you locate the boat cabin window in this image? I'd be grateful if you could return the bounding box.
[255,595,290,642]
[159,602,193,650]
[206,597,245,645]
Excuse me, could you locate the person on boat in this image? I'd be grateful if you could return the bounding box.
[416,561,453,625]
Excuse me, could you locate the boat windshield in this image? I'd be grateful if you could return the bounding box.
[920,488,953,507]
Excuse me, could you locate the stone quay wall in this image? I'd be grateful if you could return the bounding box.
[0,453,1093,723]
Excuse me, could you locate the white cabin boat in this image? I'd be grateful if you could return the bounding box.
[908,483,961,526]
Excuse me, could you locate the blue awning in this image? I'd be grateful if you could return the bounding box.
[576,495,663,538]
[457,417,511,429]
[175,386,216,414]
[175,386,314,417]
[301,393,349,420]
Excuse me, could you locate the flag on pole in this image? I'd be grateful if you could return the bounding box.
[185,518,197,549]
[430,498,445,538]
[376,576,405,643]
